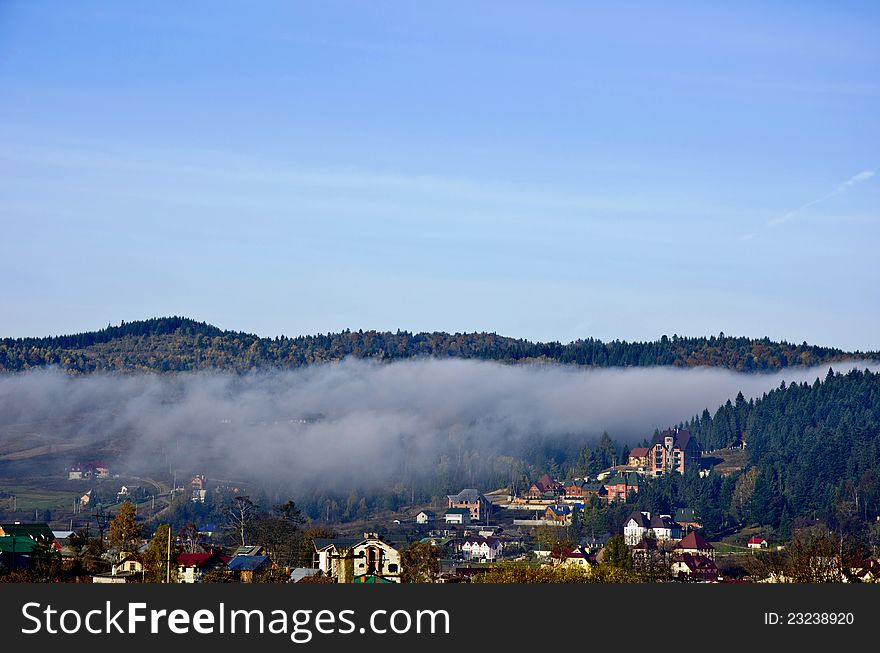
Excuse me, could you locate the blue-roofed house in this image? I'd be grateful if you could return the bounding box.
[544,505,571,524]
[227,555,271,582]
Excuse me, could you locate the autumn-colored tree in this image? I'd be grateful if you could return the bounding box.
[201,567,236,583]
[473,561,638,584]
[730,467,759,522]
[255,565,291,583]
[400,541,440,583]
[107,501,142,553]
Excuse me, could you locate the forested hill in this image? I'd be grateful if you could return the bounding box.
[675,368,880,532]
[0,316,876,374]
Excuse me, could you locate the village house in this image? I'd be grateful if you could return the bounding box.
[623,511,682,545]
[672,552,719,582]
[674,531,715,560]
[650,514,683,541]
[563,479,607,501]
[416,510,436,524]
[227,555,271,582]
[115,553,144,575]
[312,537,360,572]
[190,475,207,503]
[92,569,140,583]
[544,505,573,525]
[457,536,503,562]
[0,522,55,542]
[561,545,597,570]
[627,447,650,469]
[747,536,769,550]
[116,485,146,501]
[176,552,230,583]
[648,428,702,476]
[525,474,564,499]
[313,533,402,583]
[92,554,145,582]
[447,489,492,521]
[604,472,642,503]
[445,508,471,525]
[564,478,589,498]
[0,534,37,570]
[67,461,110,480]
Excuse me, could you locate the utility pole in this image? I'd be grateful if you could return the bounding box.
[94,508,111,544]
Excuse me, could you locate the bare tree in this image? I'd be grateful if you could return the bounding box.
[224,496,259,547]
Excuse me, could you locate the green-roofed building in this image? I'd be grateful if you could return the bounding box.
[0,534,40,570]
[353,574,395,584]
[0,535,38,554]
[603,471,642,502]
[0,522,55,541]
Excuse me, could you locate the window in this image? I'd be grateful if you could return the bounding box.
[388,564,398,573]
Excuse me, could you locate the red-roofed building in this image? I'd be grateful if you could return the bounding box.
[561,546,597,570]
[675,531,715,560]
[176,552,228,583]
[628,447,650,468]
[525,474,563,499]
[672,552,719,582]
[748,536,768,549]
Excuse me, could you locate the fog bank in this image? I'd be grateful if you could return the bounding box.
[1,359,876,488]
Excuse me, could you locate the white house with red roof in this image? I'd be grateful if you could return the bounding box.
[176,552,230,583]
[747,536,768,549]
[672,552,719,582]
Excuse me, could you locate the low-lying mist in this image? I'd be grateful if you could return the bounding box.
[1,359,877,491]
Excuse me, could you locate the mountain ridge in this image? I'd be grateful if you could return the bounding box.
[1,316,877,374]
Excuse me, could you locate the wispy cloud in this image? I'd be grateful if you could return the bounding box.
[769,169,875,227]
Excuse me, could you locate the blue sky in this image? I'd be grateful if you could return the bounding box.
[1,1,878,349]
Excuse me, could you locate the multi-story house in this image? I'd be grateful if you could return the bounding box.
[627,447,650,469]
[603,472,642,502]
[563,479,607,501]
[648,428,701,476]
[623,511,683,545]
[457,536,503,562]
[524,474,563,499]
[447,489,492,521]
[313,533,403,583]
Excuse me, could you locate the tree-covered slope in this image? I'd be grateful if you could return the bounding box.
[1,316,875,374]
[681,368,880,531]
